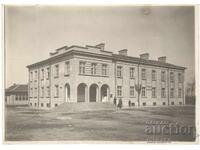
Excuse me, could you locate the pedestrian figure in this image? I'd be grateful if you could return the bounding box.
[113,97,117,106]
[117,98,123,109]
[128,100,131,107]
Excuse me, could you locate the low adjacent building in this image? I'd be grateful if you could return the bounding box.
[27,43,186,109]
[5,84,28,106]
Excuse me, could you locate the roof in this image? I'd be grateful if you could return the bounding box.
[6,84,28,93]
[113,54,186,70]
[27,44,186,70]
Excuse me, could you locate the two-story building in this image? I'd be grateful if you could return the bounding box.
[27,43,185,109]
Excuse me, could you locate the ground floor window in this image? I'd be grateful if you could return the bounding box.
[55,104,58,107]
[41,103,43,107]
[170,88,174,98]
[54,85,59,97]
[130,86,134,97]
[178,88,182,98]
[141,87,146,97]
[34,103,37,107]
[153,102,156,106]
[142,102,146,106]
[163,102,166,105]
[152,87,156,98]
[171,102,174,105]
[161,88,166,98]
[117,86,122,97]
[47,103,50,107]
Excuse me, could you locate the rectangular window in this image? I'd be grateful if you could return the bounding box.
[30,72,33,82]
[141,87,146,97]
[55,85,59,97]
[117,66,122,78]
[130,86,135,97]
[79,62,86,74]
[41,69,44,80]
[102,64,108,76]
[64,61,70,75]
[54,65,59,77]
[46,86,50,97]
[152,87,156,98]
[170,72,174,82]
[152,70,156,81]
[34,88,37,98]
[34,71,38,82]
[91,63,97,75]
[117,86,122,97]
[178,88,182,98]
[41,103,43,107]
[170,88,174,98]
[161,71,166,82]
[46,67,50,80]
[178,73,182,83]
[130,68,135,79]
[141,69,146,80]
[30,88,33,97]
[16,95,18,100]
[161,88,166,98]
[41,87,44,98]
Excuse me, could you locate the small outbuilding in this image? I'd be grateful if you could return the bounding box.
[5,84,28,106]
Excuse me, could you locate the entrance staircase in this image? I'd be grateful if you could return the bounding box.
[52,102,117,113]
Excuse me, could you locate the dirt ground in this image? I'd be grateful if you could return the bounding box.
[4,105,196,143]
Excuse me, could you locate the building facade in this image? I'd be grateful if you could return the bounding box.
[27,43,186,109]
[5,84,28,105]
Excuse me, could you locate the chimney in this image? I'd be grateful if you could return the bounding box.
[158,56,166,63]
[118,49,128,56]
[140,53,149,60]
[96,43,105,50]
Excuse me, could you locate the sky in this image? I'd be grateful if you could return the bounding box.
[5,6,195,88]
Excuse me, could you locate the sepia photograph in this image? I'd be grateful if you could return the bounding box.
[3,5,196,143]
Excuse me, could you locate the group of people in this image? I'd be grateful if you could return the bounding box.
[113,97,132,109]
[113,97,122,109]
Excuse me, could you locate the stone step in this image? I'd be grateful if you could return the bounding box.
[52,102,117,113]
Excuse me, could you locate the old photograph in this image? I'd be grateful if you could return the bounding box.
[4,5,196,143]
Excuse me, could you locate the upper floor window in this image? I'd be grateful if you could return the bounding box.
[161,88,166,98]
[170,72,174,82]
[46,67,50,80]
[152,70,156,81]
[79,62,86,74]
[117,86,122,97]
[141,69,146,80]
[130,86,135,97]
[117,66,123,78]
[102,64,108,76]
[64,61,70,75]
[141,87,146,97]
[54,64,59,77]
[30,72,33,82]
[152,87,156,98]
[41,69,44,80]
[34,71,38,81]
[178,73,182,83]
[161,71,166,82]
[130,68,135,79]
[55,85,59,97]
[91,63,97,75]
